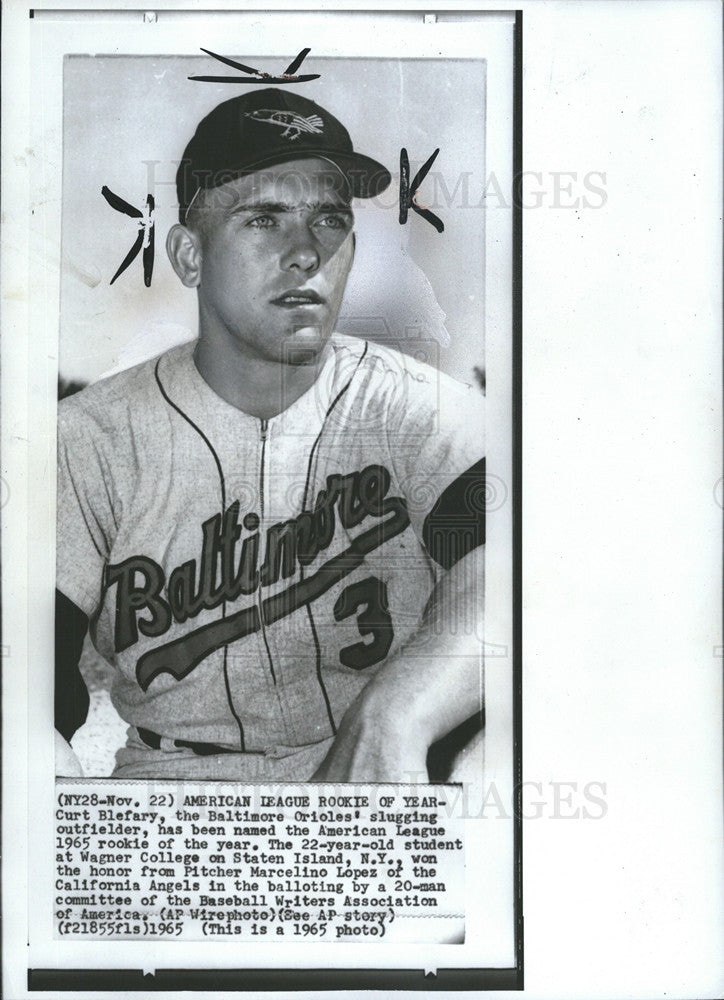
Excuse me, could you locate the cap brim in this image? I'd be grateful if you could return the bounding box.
[201,148,392,200]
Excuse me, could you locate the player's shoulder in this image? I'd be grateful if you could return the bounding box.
[58,343,191,435]
[329,332,477,414]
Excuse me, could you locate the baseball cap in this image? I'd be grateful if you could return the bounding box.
[176,88,391,224]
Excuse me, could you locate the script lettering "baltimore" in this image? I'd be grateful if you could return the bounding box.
[105,464,408,664]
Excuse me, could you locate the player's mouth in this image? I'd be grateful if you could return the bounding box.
[271,289,326,308]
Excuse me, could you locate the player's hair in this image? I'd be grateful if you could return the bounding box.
[183,188,212,242]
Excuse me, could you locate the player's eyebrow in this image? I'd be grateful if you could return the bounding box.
[230,200,290,214]
[229,200,353,216]
[313,201,354,216]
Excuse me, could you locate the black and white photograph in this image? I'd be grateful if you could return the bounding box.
[6,4,519,988]
[54,49,500,788]
[3,2,722,998]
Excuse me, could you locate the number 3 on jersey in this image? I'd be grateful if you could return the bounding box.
[333,576,393,669]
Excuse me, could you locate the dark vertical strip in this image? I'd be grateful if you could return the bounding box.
[154,362,245,751]
[305,605,336,735]
[301,341,369,512]
[512,8,525,991]
[257,425,277,686]
[54,591,90,741]
[154,364,226,516]
[300,341,369,735]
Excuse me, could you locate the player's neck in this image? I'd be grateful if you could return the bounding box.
[193,331,325,419]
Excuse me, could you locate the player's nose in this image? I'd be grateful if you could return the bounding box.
[279,223,321,274]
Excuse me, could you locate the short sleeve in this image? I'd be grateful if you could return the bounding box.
[389,372,485,570]
[56,403,118,618]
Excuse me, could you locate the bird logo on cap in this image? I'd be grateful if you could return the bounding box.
[244,109,324,141]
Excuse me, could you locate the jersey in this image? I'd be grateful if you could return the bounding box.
[56,333,485,780]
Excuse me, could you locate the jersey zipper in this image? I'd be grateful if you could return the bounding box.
[257,419,278,686]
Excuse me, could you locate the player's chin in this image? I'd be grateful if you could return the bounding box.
[279,326,331,366]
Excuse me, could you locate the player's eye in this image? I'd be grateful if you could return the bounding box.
[246,214,277,229]
[314,213,352,231]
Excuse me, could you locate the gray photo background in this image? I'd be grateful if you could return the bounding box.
[60,54,487,773]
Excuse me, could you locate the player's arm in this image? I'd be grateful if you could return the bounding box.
[312,543,484,783]
[55,588,90,777]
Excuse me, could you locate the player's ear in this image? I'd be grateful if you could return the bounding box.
[166,224,202,288]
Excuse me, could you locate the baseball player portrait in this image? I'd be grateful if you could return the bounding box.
[54,86,486,783]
